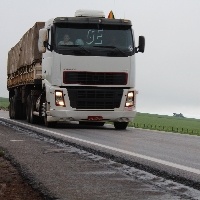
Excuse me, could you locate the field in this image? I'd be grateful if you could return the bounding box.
[0,97,9,109]
[131,112,200,136]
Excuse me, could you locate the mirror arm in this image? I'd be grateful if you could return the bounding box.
[134,47,139,53]
[43,41,53,51]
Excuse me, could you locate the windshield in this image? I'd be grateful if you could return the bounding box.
[54,23,134,57]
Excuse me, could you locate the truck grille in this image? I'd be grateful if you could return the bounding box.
[63,72,127,85]
[67,88,123,109]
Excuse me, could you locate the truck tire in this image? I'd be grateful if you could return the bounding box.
[30,97,38,124]
[26,95,38,124]
[43,102,57,128]
[9,97,14,119]
[9,103,12,119]
[44,116,57,128]
[9,95,22,119]
[114,122,128,130]
[21,104,27,120]
[26,95,31,123]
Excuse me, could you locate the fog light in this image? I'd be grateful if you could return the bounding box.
[126,102,133,107]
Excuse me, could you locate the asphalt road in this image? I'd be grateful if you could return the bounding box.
[2,111,200,181]
[0,110,200,199]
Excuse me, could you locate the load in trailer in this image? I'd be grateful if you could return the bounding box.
[7,10,145,130]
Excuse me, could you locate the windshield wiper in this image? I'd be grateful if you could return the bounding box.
[93,45,126,56]
[59,45,90,55]
[76,45,90,54]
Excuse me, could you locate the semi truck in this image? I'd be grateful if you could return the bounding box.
[7,10,145,130]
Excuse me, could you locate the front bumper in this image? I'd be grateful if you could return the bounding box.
[47,109,136,122]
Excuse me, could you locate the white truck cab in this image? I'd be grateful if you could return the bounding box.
[8,10,145,130]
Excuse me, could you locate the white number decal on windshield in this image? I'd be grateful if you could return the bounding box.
[86,29,103,45]
[95,30,103,44]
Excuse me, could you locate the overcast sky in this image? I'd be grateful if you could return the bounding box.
[0,0,200,118]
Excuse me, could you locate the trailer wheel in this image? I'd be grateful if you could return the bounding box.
[114,122,128,130]
[9,97,14,119]
[21,104,27,120]
[9,95,22,119]
[9,103,12,119]
[26,95,31,122]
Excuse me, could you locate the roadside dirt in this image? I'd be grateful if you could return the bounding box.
[0,155,43,200]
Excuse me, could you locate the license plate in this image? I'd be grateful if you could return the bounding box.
[88,116,103,121]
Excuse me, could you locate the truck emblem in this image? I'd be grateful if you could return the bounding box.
[129,46,133,51]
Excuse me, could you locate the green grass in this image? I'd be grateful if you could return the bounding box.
[130,112,200,136]
[0,97,9,109]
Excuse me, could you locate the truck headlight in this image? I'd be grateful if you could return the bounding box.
[125,91,134,107]
[55,91,65,106]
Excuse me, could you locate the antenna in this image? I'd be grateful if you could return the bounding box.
[113,0,116,18]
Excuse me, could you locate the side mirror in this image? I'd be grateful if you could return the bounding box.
[138,36,145,53]
[38,28,48,53]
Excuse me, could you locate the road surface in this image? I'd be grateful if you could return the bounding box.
[0,110,200,199]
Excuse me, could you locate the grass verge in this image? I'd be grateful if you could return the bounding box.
[0,97,9,110]
[130,112,200,136]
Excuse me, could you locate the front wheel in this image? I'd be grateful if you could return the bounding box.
[44,115,57,128]
[26,95,38,124]
[114,122,128,130]
[30,97,38,124]
[43,102,57,128]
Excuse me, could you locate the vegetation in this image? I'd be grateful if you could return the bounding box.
[0,97,9,110]
[130,112,200,136]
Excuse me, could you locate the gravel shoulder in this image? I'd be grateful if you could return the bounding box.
[0,110,43,199]
[0,155,43,200]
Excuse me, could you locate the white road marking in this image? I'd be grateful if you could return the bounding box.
[10,140,24,142]
[1,117,200,175]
